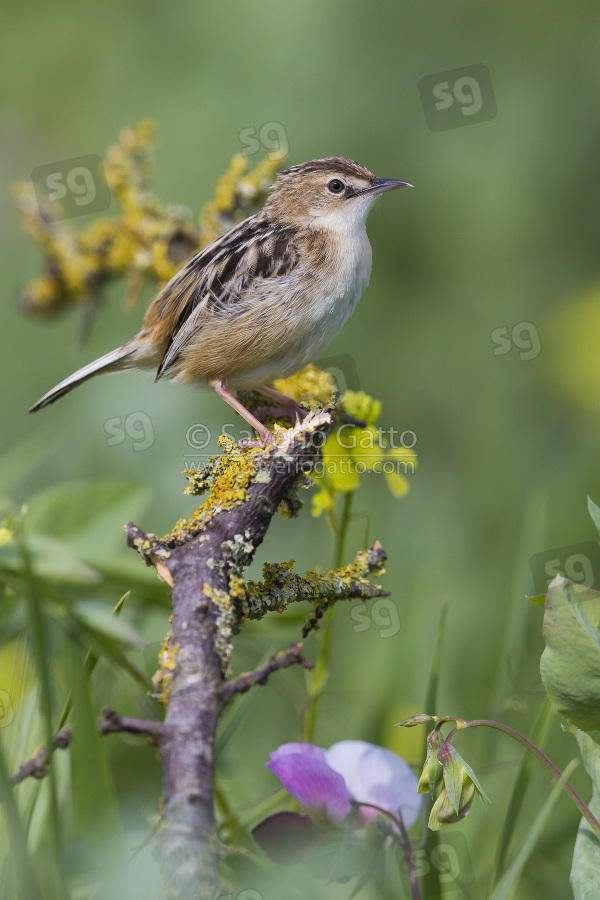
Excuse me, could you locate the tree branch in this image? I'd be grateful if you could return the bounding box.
[123,409,356,899]
[243,539,390,636]
[10,727,72,787]
[10,709,162,788]
[99,706,164,739]
[224,642,313,700]
[8,410,389,899]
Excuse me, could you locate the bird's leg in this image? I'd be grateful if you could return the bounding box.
[254,405,295,422]
[210,379,276,446]
[258,385,307,425]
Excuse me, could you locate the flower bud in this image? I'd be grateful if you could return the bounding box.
[428,780,476,830]
[417,727,443,795]
[397,714,437,728]
[427,742,487,830]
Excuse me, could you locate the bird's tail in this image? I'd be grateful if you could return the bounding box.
[29,344,137,412]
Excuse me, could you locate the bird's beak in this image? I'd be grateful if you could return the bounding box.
[362,178,413,195]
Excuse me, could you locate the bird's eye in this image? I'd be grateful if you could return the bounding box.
[327,178,345,194]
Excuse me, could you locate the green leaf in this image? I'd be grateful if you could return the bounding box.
[588,497,600,535]
[93,557,172,608]
[17,530,69,897]
[540,576,600,731]
[74,624,153,693]
[0,532,100,584]
[0,596,28,647]
[24,480,151,562]
[0,738,42,900]
[73,600,145,648]
[67,639,125,866]
[570,730,600,899]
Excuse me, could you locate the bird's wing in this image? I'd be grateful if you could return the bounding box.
[146,215,300,380]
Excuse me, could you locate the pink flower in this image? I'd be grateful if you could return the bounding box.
[254,740,421,864]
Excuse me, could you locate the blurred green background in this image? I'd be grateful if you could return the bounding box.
[3,1,600,897]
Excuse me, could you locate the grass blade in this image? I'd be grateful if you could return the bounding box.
[0,737,42,900]
[489,758,578,900]
[493,697,554,884]
[417,597,449,900]
[17,531,69,899]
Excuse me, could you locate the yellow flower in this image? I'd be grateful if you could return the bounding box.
[311,489,335,516]
[548,287,600,413]
[319,430,360,493]
[384,447,418,498]
[342,390,381,425]
[345,424,384,470]
[308,386,417,516]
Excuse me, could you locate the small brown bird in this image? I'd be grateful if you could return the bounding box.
[29,158,411,443]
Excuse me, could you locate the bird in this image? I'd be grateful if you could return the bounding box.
[29,157,411,444]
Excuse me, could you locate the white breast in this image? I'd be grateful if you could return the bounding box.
[227,201,376,389]
[269,230,373,380]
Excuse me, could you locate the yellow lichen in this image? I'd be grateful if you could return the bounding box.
[241,546,387,633]
[152,631,179,706]
[199,153,280,245]
[228,573,247,602]
[164,438,269,542]
[274,364,338,409]
[14,122,282,328]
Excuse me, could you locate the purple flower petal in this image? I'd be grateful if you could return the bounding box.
[267,752,352,824]
[325,740,421,828]
[269,742,327,764]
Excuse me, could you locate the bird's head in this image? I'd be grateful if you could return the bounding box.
[264,157,411,234]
